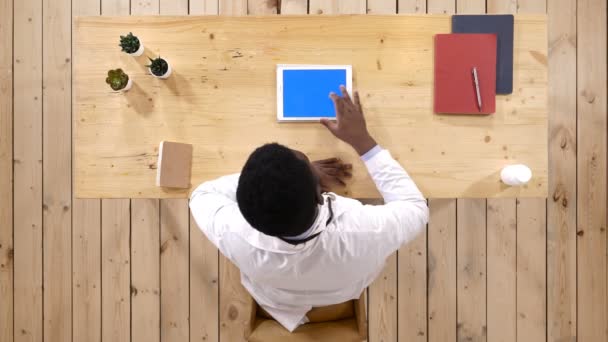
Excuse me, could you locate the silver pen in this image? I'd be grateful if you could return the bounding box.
[472,67,482,111]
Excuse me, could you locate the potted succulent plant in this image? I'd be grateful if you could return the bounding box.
[147,56,172,79]
[105,68,132,92]
[119,32,144,56]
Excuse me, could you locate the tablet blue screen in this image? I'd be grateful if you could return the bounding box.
[282,69,346,118]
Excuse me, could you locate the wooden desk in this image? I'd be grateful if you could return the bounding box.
[73,15,547,198]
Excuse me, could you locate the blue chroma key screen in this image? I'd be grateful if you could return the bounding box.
[282,69,346,118]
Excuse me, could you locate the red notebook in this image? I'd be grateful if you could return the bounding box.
[434,33,497,114]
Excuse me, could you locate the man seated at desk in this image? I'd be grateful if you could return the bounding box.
[189,86,428,332]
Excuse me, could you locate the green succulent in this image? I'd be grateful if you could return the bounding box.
[119,32,140,54]
[147,56,169,76]
[105,69,130,91]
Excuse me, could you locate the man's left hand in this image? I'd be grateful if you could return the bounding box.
[312,158,353,192]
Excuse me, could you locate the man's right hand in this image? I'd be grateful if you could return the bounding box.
[320,85,377,156]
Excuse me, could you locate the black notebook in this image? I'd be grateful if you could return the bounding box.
[452,14,514,94]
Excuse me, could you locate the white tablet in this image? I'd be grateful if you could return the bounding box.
[276,64,353,122]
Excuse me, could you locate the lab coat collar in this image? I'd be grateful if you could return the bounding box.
[235,193,337,254]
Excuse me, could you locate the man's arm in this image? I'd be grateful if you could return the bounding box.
[321,86,429,250]
[361,145,425,203]
[357,147,428,248]
[189,173,240,246]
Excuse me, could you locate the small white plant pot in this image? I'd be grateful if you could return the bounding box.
[149,63,172,79]
[120,78,133,92]
[127,43,144,57]
[500,164,532,186]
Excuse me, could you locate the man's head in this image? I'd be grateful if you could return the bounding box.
[236,143,323,237]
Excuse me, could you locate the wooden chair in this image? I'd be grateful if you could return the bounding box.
[245,293,368,342]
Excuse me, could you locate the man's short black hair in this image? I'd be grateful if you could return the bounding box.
[237,143,317,237]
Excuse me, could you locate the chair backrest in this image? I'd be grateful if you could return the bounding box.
[246,294,368,342]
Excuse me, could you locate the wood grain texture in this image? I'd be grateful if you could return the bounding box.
[73,15,548,199]
[99,5,131,342]
[101,199,130,342]
[130,9,159,331]
[427,199,456,342]
[0,0,13,339]
[516,198,547,341]
[280,0,307,14]
[517,0,546,14]
[398,0,425,13]
[367,0,396,14]
[161,0,188,15]
[72,3,101,342]
[219,257,252,342]
[190,0,219,15]
[577,0,608,341]
[248,0,278,14]
[457,199,486,342]
[427,0,454,14]
[188,4,219,342]
[485,6,518,342]
[454,3,488,342]
[487,0,516,14]
[426,3,455,342]
[484,7,519,342]
[369,254,397,342]
[102,0,130,15]
[394,3,430,341]
[398,232,426,342]
[309,0,366,14]
[73,199,101,342]
[486,199,516,342]
[131,199,160,342]
[132,0,160,15]
[74,0,101,15]
[456,0,485,13]
[158,3,190,342]
[190,214,219,342]
[43,0,73,339]
[517,2,559,342]
[546,0,577,340]
[219,0,247,15]
[160,199,190,342]
[5,1,607,342]
[455,3,494,341]
[13,0,43,340]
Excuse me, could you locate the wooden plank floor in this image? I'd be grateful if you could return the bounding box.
[0,0,606,341]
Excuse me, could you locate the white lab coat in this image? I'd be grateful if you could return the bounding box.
[189,149,428,332]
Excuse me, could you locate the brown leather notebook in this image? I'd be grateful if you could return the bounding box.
[156,141,193,188]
